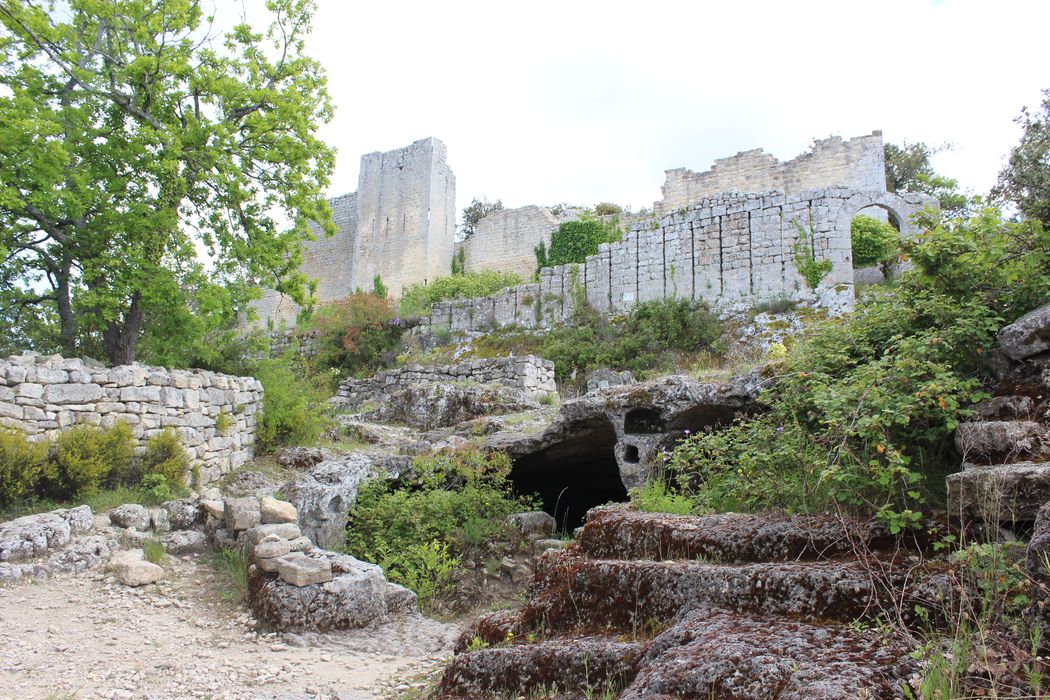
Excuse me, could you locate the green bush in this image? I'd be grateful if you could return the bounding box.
[345,448,534,604]
[851,214,901,268]
[255,355,335,452]
[669,208,1049,532]
[399,270,524,319]
[536,216,621,272]
[45,423,135,500]
[142,428,189,490]
[308,292,402,374]
[0,428,48,505]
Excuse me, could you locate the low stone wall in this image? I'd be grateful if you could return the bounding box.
[334,355,556,410]
[0,353,262,484]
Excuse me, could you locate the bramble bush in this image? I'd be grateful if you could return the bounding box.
[344,447,534,610]
[669,207,1049,531]
[398,270,524,319]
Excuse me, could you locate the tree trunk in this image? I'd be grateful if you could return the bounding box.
[102,292,144,365]
[54,256,77,357]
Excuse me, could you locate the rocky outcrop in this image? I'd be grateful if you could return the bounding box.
[437,505,925,699]
[997,302,1050,361]
[356,382,541,432]
[0,506,93,563]
[279,453,410,549]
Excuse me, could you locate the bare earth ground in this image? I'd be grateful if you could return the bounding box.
[0,555,460,700]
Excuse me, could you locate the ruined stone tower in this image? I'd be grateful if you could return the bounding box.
[251,137,455,327]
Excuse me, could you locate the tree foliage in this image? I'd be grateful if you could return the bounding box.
[850,214,900,268]
[884,141,968,217]
[994,89,1050,227]
[0,0,335,364]
[460,197,503,239]
[535,215,620,274]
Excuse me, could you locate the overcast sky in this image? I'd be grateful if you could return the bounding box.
[271,0,1047,215]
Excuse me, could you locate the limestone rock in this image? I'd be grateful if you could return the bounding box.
[508,511,556,539]
[245,523,302,548]
[148,507,170,533]
[998,302,1050,361]
[947,462,1050,525]
[276,446,337,471]
[223,497,261,532]
[223,470,278,499]
[162,499,203,530]
[201,499,225,519]
[0,506,93,563]
[954,421,1048,464]
[586,368,635,393]
[260,496,298,525]
[162,530,207,555]
[111,549,164,587]
[109,504,152,531]
[254,535,292,560]
[275,552,332,587]
[532,538,570,553]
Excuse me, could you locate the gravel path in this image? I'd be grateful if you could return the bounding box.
[0,554,459,699]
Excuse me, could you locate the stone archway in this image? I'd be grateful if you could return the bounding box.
[831,191,932,287]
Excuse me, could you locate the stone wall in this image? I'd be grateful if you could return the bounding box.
[333,355,557,410]
[0,353,262,484]
[655,132,886,215]
[249,138,456,328]
[458,205,591,280]
[422,188,931,333]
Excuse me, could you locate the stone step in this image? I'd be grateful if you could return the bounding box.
[437,637,640,699]
[439,607,916,699]
[947,461,1050,525]
[465,555,949,643]
[576,506,896,563]
[954,420,1048,464]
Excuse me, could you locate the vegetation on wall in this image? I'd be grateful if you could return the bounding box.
[460,198,504,239]
[534,215,622,275]
[399,270,524,318]
[308,292,403,374]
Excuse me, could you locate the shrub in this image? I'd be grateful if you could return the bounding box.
[45,423,135,500]
[143,537,165,565]
[308,292,402,373]
[0,428,48,505]
[538,216,621,272]
[594,202,624,216]
[851,214,901,268]
[214,411,233,435]
[142,429,189,490]
[629,476,694,515]
[399,270,524,318]
[255,355,336,453]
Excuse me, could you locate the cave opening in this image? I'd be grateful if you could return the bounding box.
[509,416,628,532]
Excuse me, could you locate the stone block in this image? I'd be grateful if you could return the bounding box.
[276,553,333,587]
[260,497,298,525]
[109,504,151,531]
[255,535,292,560]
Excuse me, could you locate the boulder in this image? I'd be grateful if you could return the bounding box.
[162,530,208,555]
[245,522,302,547]
[275,552,333,587]
[110,549,164,587]
[0,506,93,563]
[954,421,1047,464]
[280,453,407,549]
[148,507,170,533]
[508,511,557,539]
[200,499,225,519]
[947,462,1050,525]
[223,471,278,499]
[276,446,338,470]
[223,497,261,532]
[260,496,298,524]
[109,504,152,531]
[998,302,1050,361]
[254,535,292,560]
[162,499,204,530]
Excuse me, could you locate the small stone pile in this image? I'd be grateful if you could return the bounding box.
[948,302,1050,534]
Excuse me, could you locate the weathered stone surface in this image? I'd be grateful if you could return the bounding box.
[200,499,225,519]
[620,606,916,700]
[223,497,261,532]
[508,511,556,540]
[586,368,635,393]
[0,534,117,582]
[947,462,1050,524]
[998,302,1050,361]
[532,538,570,553]
[276,446,337,471]
[109,504,151,531]
[577,505,893,563]
[248,554,398,630]
[245,523,302,547]
[254,535,292,560]
[162,499,203,530]
[223,471,277,499]
[355,382,540,432]
[110,549,164,586]
[275,552,333,587]
[975,395,1037,421]
[954,420,1047,464]
[162,529,207,555]
[260,496,298,525]
[0,506,93,563]
[148,507,170,533]
[280,453,408,549]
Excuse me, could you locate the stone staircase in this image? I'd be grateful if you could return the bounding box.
[436,506,948,699]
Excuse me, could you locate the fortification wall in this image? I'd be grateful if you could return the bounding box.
[656,132,886,215]
[459,205,563,280]
[423,188,931,333]
[333,355,556,409]
[354,138,455,298]
[0,353,262,484]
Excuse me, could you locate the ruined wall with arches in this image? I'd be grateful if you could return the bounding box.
[420,188,932,332]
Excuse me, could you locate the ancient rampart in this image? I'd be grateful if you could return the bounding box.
[422,188,930,332]
[0,353,261,484]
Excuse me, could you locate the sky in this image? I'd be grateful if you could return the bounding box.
[252,0,1049,215]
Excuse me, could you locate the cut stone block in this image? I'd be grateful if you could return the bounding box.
[276,553,332,587]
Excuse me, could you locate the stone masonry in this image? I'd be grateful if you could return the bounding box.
[251,138,456,328]
[0,353,261,485]
[422,188,931,333]
[333,356,557,410]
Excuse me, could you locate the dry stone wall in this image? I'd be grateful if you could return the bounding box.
[458,205,587,281]
[422,188,931,333]
[0,353,261,484]
[333,355,556,410]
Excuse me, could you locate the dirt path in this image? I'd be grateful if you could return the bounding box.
[0,555,459,700]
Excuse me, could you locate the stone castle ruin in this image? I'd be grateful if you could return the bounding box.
[251,132,931,330]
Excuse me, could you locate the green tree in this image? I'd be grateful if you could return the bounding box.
[460,197,503,239]
[884,141,968,217]
[0,0,335,365]
[537,216,620,273]
[993,89,1050,227]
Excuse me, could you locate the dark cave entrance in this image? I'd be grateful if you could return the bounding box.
[509,416,628,532]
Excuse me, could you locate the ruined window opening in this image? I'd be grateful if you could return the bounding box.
[623,444,640,463]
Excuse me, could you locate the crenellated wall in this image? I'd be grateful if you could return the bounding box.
[0,353,262,485]
[421,188,932,333]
